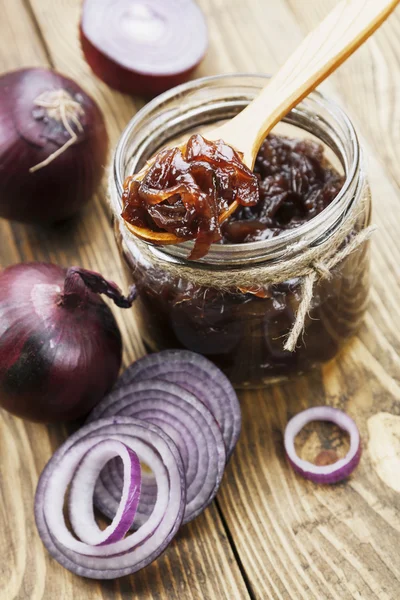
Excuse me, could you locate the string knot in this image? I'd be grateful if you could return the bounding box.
[312,261,332,279]
[283,224,376,352]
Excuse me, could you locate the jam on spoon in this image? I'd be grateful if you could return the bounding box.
[122,134,259,259]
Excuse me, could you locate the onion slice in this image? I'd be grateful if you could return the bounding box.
[80,0,208,96]
[88,380,226,524]
[68,440,141,545]
[34,417,186,579]
[104,350,241,458]
[284,406,361,484]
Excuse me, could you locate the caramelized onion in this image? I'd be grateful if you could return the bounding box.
[122,135,259,259]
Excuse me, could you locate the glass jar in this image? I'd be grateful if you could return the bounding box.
[110,74,371,387]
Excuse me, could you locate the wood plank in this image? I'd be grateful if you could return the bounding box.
[286,0,400,192]
[195,1,400,599]
[0,1,250,599]
[2,0,400,598]
[0,0,48,269]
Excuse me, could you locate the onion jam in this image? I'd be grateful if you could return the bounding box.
[122,134,344,259]
[222,134,344,243]
[117,132,370,386]
[122,134,259,259]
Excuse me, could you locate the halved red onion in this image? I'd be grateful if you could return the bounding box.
[68,440,141,545]
[34,417,186,579]
[284,407,361,484]
[80,0,208,97]
[106,350,241,458]
[88,380,226,524]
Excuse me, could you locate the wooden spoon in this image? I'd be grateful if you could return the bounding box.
[126,0,399,245]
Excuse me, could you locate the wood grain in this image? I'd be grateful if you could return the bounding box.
[209,0,400,168]
[205,1,400,599]
[1,0,400,598]
[0,0,249,598]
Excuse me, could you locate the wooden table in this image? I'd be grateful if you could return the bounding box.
[1,1,400,598]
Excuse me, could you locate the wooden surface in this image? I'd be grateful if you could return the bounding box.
[207,0,400,170]
[1,1,400,599]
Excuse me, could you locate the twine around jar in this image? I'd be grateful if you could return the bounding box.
[125,220,374,352]
[281,225,374,350]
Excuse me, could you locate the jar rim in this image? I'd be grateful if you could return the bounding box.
[113,73,361,266]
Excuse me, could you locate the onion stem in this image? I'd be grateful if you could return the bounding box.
[62,267,137,309]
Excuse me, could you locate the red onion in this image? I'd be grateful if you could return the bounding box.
[34,417,186,579]
[34,352,241,578]
[284,406,362,484]
[80,0,208,97]
[111,350,241,458]
[0,68,108,223]
[88,380,226,524]
[0,263,136,422]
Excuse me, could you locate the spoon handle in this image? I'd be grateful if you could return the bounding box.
[212,0,399,168]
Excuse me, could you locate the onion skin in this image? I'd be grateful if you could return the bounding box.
[80,27,202,97]
[0,263,124,422]
[0,68,108,223]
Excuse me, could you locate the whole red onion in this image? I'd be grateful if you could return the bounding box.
[0,263,136,423]
[0,68,108,223]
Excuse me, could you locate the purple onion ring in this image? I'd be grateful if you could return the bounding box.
[88,380,226,524]
[284,406,361,484]
[107,350,241,458]
[68,440,141,545]
[34,417,186,579]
